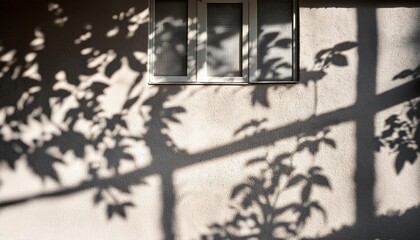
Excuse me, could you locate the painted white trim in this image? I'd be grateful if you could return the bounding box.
[148,0,196,84]
[292,0,298,83]
[197,0,249,83]
[249,0,298,83]
[249,0,258,83]
[147,0,154,83]
[149,0,298,85]
[196,0,207,82]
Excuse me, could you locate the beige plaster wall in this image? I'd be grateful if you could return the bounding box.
[0,1,419,239]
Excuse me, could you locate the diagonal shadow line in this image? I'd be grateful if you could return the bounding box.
[0,79,418,209]
[189,80,419,163]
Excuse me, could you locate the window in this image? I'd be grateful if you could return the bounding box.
[148,0,297,84]
[197,1,249,83]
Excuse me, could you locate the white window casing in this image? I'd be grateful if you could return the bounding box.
[148,0,197,84]
[249,0,298,83]
[148,0,298,84]
[197,0,249,83]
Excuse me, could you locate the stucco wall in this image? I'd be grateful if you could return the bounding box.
[0,1,419,239]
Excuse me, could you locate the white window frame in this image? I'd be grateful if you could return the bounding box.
[148,0,197,84]
[148,0,298,85]
[197,0,249,84]
[249,0,298,83]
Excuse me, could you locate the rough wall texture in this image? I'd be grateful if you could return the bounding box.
[0,1,419,240]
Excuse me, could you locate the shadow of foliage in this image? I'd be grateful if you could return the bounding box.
[199,42,361,239]
[1,2,415,240]
[302,41,358,86]
[257,31,293,81]
[250,41,358,109]
[376,66,420,174]
[200,120,335,239]
[0,0,153,220]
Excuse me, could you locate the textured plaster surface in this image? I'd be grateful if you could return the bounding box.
[0,1,419,240]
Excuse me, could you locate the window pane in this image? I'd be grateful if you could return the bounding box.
[257,0,293,81]
[207,3,242,77]
[154,0,188,76]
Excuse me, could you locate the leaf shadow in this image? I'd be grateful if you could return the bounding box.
[376,66,419,174]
